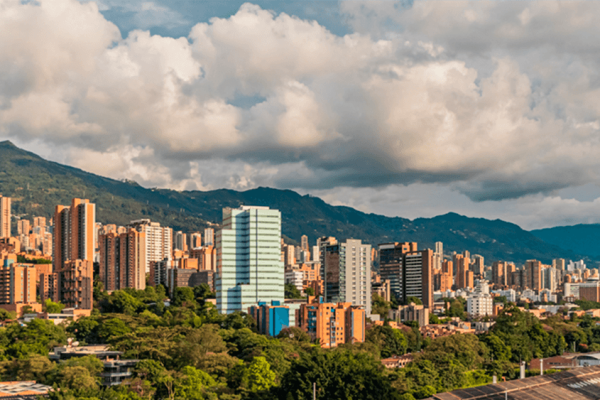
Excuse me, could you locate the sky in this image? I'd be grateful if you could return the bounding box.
[2,0,600,230]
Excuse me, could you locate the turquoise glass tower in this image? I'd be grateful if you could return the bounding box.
[216,206,284,314]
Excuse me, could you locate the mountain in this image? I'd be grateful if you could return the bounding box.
[531,224,600,258]
[0,140,584,264]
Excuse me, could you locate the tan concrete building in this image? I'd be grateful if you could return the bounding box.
[0,262,42,316]
[296,299,365,348]
[0,195,10,239]
[99,228,146,291]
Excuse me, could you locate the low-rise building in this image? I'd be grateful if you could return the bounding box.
[0,381,52,399]
[249,300,289,337]
[49,343,139,387]
[389,303,430,327]
[381,354,414,369]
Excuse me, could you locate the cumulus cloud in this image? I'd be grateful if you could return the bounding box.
[2,0,600,228]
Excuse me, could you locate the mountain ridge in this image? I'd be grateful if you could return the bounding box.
[0,140,587,264]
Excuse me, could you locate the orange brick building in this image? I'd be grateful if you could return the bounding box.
[0,262,42,316]
[296,299,365,348]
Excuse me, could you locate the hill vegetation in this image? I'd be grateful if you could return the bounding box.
[0,140,584,264]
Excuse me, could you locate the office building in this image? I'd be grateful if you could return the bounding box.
[0,195,10,238]
[324,239,372,315]
[389,303,430,327]
[296,300,365,348]
[542,267,559,292]
[379,242,418,300]
[249,301,290,337]
[216,206,284,314]
[98,228,147,291]
[129,219,172,273]
[204,228,214,246]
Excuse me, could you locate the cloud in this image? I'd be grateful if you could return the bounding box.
[2,0,600,222]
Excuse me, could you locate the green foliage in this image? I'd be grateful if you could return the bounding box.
[406,297,422,306]
[16,255,52,264]
[45,299,66,314]
[246,356,276,392]
[172,287,197,307]
[575,299,600,310]
[284,284,303,299]
[366,325,408,358]
[304,287,315,296]
[372,293,391,317]
[278,349,401,400]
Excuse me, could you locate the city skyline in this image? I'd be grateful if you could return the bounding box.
[3,1,600,230]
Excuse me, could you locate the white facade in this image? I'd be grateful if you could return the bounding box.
[284,270,303,292]
[492,289,517,303]
[323,239,372,315]
[467,294,493,317]
[216,206,284,314]
[204,228,215,246]
[129,219,172,273]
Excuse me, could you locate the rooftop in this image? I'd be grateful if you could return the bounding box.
[0,381,52,398]
[431,365,600,399]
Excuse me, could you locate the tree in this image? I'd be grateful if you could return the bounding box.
[305,287,315,296]
[366,325,408,358]
[174,366,216,400]
[96,318,131,343]
[278,349,401,400]
[246,356,276,392]
[406,297,422,306]
[45,299,66,314]
[284,284,303,299]
[172,287,197,307]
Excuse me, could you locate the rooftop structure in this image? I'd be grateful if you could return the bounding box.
[431,365,600,400]
[0,381,52,398]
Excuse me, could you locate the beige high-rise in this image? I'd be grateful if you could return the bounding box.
[0,196,10,238]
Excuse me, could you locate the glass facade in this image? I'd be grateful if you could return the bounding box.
[216,206,284,314]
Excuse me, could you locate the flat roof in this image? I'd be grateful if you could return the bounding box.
[431,365,600,399]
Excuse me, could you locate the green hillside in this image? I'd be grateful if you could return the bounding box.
[0,140,584,264]
[531,224,600,257]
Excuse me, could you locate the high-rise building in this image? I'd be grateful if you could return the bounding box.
[0,196,10,238]
[454,254,471,289]
[174,231,187,252]
[99,228,147,291]
[216,206,284,314]
[467,280,493,317]
[296,300,365,348]
[57,259,93,310]
[33,217,47,229]
[542,267,559,292]
[524,260,542,292]
[433,242,443,270]
[318,237,337,278]
[579,282,600,302]
[492,261,508,286]
[389,303,430,327]
[204,228,214,246]
[552,259,566,271]
[17,219,30,235]
[379,242,418,300]
[301,235,309,252]
[190,232,202,249]
[53,198,95,311]
[54,198,96,271]
[324,239,372,315]
[402,249,434,308]
[129,219,172,273]
[472,255,484,275]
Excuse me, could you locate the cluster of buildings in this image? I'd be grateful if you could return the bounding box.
[2,192,600,350]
